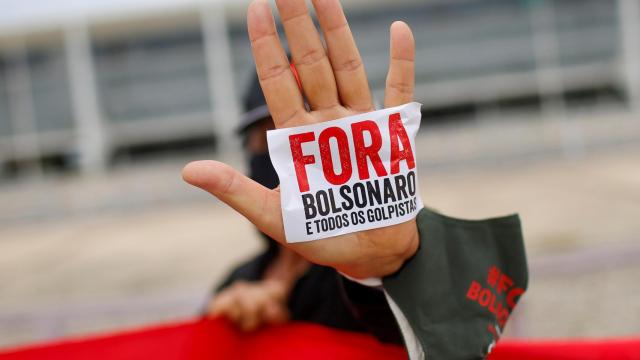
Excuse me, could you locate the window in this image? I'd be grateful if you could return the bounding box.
[94,29,211,122]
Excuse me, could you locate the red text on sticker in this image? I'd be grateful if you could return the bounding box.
[288,113,415,192]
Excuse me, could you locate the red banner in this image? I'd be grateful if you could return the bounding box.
[1,318,638,360]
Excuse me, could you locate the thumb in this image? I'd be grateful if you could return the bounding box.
[182,160,285,243]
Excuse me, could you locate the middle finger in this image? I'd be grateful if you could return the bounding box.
[276,0,340,112]
[312,0,373,112]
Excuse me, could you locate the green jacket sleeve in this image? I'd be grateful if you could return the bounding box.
[383,207,528,359]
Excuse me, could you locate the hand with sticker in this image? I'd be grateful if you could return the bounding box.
[187,1,528,358]
[183,0,418,280]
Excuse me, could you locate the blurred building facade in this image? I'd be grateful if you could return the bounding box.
[0,0,639,178]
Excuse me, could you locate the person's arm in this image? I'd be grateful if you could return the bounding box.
[183,1,528,358]
[382,208,528,359]
[338,208,528,358]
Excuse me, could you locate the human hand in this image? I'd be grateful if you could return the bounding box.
[183,0,417,279]
[206,280,290,332]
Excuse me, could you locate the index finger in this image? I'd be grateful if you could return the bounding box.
[247,0,310,127]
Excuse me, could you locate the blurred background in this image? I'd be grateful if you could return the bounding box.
[1,0,639,349]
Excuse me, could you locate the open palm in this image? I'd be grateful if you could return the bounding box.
[183,0,418,279]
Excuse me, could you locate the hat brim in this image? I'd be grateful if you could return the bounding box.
[236,104,271,134]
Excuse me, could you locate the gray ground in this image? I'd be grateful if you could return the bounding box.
[1,112,639,348]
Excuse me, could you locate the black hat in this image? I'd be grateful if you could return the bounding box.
[236,72,270,134]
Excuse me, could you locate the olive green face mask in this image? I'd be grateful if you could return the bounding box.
[384,208,529,360]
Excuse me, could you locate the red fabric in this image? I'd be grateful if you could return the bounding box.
[0,318,405,360]
[0,318,638,360]
[489,338,640,360]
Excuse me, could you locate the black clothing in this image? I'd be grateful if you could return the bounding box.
[248,152,279,191]
[215,244,404,345]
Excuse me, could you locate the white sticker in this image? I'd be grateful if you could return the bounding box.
[267,102,423,243]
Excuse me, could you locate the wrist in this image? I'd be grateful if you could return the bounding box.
[387,227,420,277]
[377,224,420,279]
[263,248,310,291]
[261,278,291,301]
